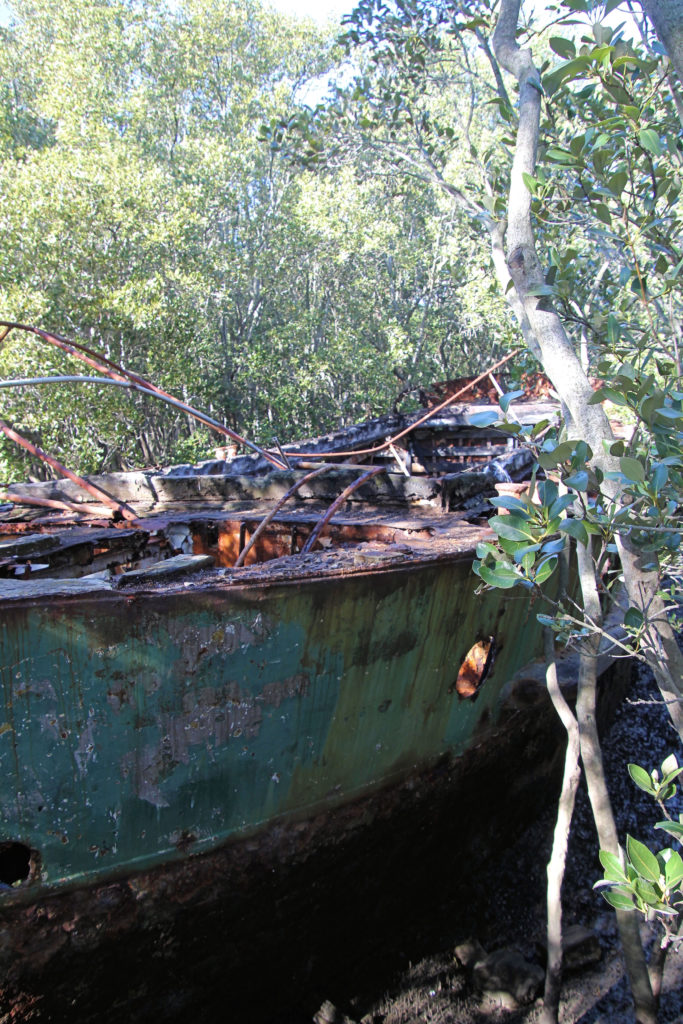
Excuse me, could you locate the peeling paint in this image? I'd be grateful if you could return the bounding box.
[0,472,563,963]
[74,710,97,777]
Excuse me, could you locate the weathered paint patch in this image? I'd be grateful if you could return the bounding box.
[0,552,556,900]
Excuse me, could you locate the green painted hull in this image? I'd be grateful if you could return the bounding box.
[1,549,544,901]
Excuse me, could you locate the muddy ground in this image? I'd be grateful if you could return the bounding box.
[289,661,683,1024]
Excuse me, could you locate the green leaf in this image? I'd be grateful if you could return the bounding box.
[476,561,521,589]
[603,81,633,105]
[638,128,663,157]
[476,541,502,560]
[626,835,661,883]
[530,418,550,439]
[599,849,628,883]
[513,542,542,564]
[589,386,629,407]
[664,850,683,888]
[633,878,662,907]
[556,440,582,462]
[537,479,558,505]
[560,518,588,545]
[545,146,580,165]
[620,457,645,482]
[656,821,683,841]
[489,496,530,514]
[534,556,558,584]
[628,763,656,795]
[608,169,629,194]
[469,411,500,428]
[549,494,575,517]
[651,464,668,493]
[538,451,560,470]
[543,55,592,97]
[541,537,566,555]
[593,202,612,225]
[655,407,683,421]
[662,754,679,777]
[564,470,589,491]
[619,105,640,123]
[549,36,576,59]
[624,607,644,629]
[496,421,523,436]
[500,390,525,414]
[489,515,537,541]
[522,172,539,193]
[520,550,536,571]
[602,889,635,910]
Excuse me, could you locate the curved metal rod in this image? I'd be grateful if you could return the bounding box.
[0,418,138,521]
[300,466,386,555]
[1,494,115,518]
[0,321,286,469]
[234,465,332,568]
[0,375,287,467]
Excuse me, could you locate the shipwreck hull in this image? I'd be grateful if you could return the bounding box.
[1,545,547,892]
[0,533,568,1020]
[0,694,569,1024]
[0,329,577,1017]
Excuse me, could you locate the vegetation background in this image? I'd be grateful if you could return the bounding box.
[0,0,540,480]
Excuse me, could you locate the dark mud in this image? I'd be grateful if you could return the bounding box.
[281,660,683,1024]
[296,659,683,1024]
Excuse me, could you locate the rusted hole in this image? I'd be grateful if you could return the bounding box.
[452,637,495,700]
[0,842,31,886]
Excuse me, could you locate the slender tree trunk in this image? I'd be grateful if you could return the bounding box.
[490,0,683,747]
[540,632,581,1024]
[574,542,657,1024]
[613,535,683,739]
[640,0,683,85]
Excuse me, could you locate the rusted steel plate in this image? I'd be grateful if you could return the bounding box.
[0,550,550,903]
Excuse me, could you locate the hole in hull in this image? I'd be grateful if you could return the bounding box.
[0,841,32,886]
[191,520,406,568]
[453,637,495,700]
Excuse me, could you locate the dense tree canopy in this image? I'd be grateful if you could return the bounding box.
[0,0,519,481]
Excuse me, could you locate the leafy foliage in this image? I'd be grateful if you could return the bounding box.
[0,0,523,482]
[595,754,683,951]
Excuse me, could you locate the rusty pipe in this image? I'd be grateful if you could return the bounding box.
[234,465,331,568]
[300,466,386,555]
[0,321,286,469]
[0,420,138,521]
[1,494,115,517]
